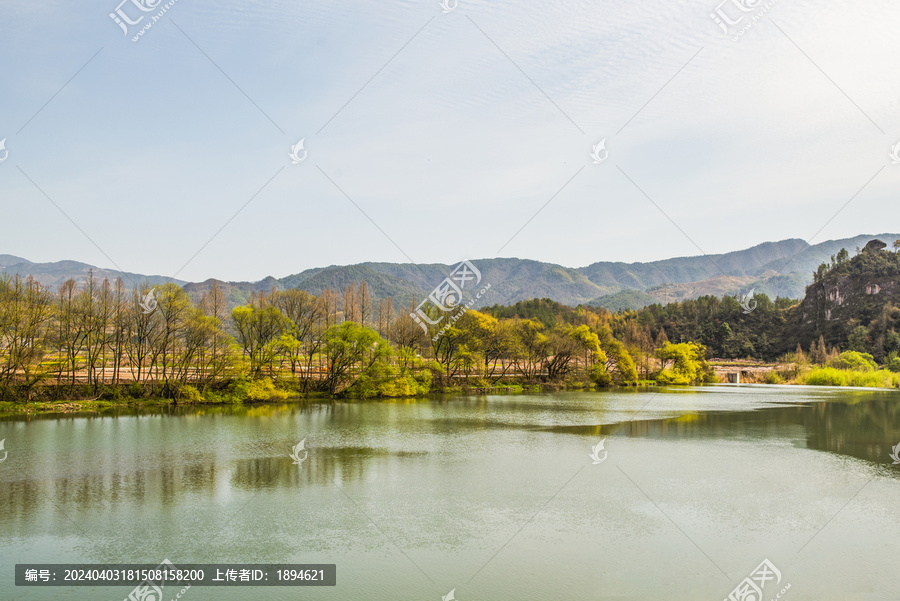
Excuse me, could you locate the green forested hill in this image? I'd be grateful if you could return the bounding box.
[789,241,900,360]
[5,234,900,311]
[630,240,900,360]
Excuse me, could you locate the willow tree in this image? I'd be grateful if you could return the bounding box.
[272,289,322,384]
[232,303,289,377]
[322,321,391,395]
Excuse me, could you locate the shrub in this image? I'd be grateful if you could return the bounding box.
[378,375,419,397]
[804,367,899,388]
[345,362,431,398]
[655,342,714,385]
[206,376,289,403]
[828,351,877,372]
[655,369,691,385]
[244,378,290,402]
[98,385,121,400]
[887,356,900,373]
[591,364,613,387]
[176,384,203,403]
[804,367,849,386]
[764,371,785,384]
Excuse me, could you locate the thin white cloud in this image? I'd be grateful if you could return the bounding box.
[0,0,897,281]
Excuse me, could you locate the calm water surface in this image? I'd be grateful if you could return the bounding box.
[2,385,900,600]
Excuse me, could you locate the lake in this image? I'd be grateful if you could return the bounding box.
[2,385,899,600]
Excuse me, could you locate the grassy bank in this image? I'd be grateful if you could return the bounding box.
[711,350,900,389]
[0,397,173,415]
[801,367,900,388]
[0,378,648,416]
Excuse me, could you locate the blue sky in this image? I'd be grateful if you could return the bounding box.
[1,0,898,282]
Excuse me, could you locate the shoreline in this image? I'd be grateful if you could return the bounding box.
[3,380,899,418]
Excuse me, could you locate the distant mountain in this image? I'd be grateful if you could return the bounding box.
[0,256,183,289]
[182,258,608,310]
[4,233,898,310]
[0,254,29,266]
[589,234,900,310]
[580,238,807,291]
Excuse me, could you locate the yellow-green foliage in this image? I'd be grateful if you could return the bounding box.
[345,356,432,399]
[243,377,290,401]
[800,349,899,388]
[591,364,614,387]
[177,384,203,403]
[656,369,692,385]
[827,351,877,372]
[377,373,431,397]
[655,342,715,385]
[803,367,899,388]
[889,356,900,373]
[764,371,785,384]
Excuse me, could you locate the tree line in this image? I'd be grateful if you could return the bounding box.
[1,273,721,402]
[622,244,900,363]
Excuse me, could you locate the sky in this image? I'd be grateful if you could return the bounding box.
[1,0,898,282]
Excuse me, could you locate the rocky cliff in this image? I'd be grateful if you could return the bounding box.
[791,240,900,358]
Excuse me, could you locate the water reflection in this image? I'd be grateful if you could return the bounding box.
[229,446,427,490]
[2,390,899,532]
[0,402,436,527]
[545,391,900,466]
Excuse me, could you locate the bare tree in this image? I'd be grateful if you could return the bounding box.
[321,288,339,328]
[358,281,372,326]
[198,281,231,386]
[377,296,394,338]
[391,299,427,357]
[111,278,128,384]
[342,284,358,323]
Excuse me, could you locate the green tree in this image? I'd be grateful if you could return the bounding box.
[847,325,870,353]
[656,341,714,385]
[828,350,877,372]
[232,304,289,377]
[511,319,547,380]
[323,322,390,395]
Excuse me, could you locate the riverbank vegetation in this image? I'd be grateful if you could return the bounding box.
[790,349,900,387]
[2,242,898,407]
[624,242,900,363]
[0,275,674,405]
[712,347,900,388]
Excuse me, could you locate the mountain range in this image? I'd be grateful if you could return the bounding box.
[3,233,898,311]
